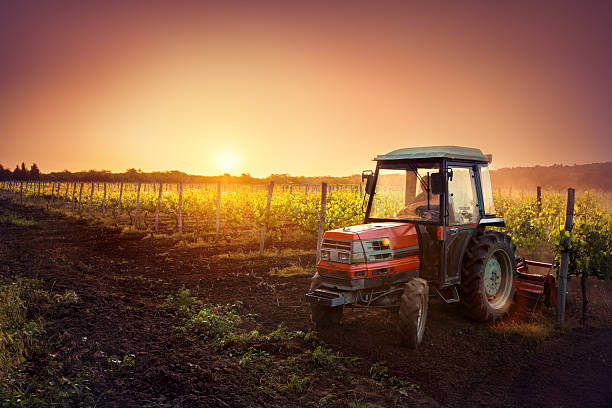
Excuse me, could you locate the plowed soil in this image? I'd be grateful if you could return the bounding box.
[1,199,610,407]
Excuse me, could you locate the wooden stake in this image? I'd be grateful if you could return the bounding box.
[135,182,141,227]
[536,186,542,213]
[89,182,94,217]
[259,181,274,255]
[155,182,162,232]
[71,182,77,212]
[177,182,183,234]
[316,182,328,263]
[118,182,123,220]
[102,183,107,216]
[557,188,575,324]
[64,183,69,210]
[78,182,84,214]
[216,183,221,240]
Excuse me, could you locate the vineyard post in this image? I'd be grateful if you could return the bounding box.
[78,182,84,215]
[216,183,221,240]
[70,182,76,212]
[316,182,328,263]
[359,183,363,198]
[102,183,107,216]
[37,181,41,202]
[536,186,542,213]
[89,182,94,217]
[118,182,123,221]
[64,183,69,210]
[259,181,274,255]
[19,181,23,202]
[155,182,162,232]
[50,183,55,205]
[177,182,183,234]
[556,187,575,324]
[135,182,141,228]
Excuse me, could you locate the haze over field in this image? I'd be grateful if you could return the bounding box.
[1,1,612,176]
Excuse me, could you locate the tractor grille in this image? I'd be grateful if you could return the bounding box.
[322,239,352,251]
[371,267,389,276]
[363,239,393,262]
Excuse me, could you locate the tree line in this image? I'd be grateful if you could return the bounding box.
[3,161,611,191]
[0,163,362,185]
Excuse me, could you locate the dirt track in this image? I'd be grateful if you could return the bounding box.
[1,199,610,407]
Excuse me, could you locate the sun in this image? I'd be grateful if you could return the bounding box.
[214,150,239,174]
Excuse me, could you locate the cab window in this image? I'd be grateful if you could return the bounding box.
[448,167,479,225]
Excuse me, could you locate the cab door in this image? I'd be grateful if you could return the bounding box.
[441,165,480,286]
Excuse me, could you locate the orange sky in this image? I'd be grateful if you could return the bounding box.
[1,1,611,177]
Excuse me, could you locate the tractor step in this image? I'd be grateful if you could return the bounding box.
[305,288,348,307]
[435,286,460,304]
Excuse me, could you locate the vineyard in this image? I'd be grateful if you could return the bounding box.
[1,180,610,271]
[0,181,365,241]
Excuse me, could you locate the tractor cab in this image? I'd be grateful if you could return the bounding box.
[362,146,504,296]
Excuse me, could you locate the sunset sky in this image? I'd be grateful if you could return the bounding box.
[1,1,611,177]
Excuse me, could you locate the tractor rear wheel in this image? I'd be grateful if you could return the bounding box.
[397,278,429,349]
[461,230,517,322]
[310,303,343,327]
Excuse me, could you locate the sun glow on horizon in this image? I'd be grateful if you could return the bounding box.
[214,150,240,174]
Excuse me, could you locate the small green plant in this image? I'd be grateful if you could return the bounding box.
[369,362,389,382]
[53,290,79,304]
[307,394,336,407]
[352,393,374,408]
[161,286,202,312]
[312,345,359,368]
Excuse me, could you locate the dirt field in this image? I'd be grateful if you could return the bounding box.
[1,199,610,407]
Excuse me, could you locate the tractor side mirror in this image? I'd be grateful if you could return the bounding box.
[362,170,375,195]
[430,172,446,194]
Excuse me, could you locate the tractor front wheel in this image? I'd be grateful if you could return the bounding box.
[310,303,343,327]
[461,230,517,322]
[397,278,429,349]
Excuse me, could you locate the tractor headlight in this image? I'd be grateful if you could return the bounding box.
[320,250,330,261]
[337,252,350,264]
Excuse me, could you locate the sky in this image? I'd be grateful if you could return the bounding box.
[1,1,611,177]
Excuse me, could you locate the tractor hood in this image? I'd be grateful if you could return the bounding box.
[324,222,419,249]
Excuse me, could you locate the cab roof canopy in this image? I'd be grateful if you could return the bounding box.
[374,145,490,163]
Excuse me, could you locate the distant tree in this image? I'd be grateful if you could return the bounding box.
[13,165,22,180]
[30,163,41,180]
[0,164,11,181]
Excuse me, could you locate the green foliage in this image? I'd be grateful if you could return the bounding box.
[161,288,361,397]
[368,362,419,397]
[493,191,612,280]
[0,277,94,406]
[161,286,202,312]
[551,193,612,280]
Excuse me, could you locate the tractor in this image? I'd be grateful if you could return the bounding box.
[305,146,555,348]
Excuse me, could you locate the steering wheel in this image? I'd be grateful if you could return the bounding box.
[415,205,439,220]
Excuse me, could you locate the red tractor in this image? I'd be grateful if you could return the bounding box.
[306,146,555,348]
